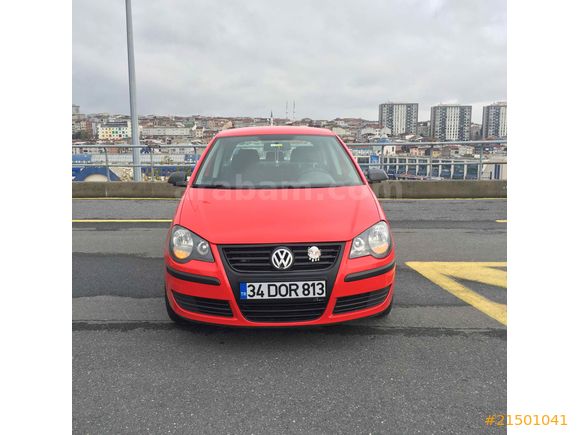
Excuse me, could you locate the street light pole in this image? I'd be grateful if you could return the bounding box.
[125,0,141,181]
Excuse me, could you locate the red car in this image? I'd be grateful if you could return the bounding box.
[164,126,395,326]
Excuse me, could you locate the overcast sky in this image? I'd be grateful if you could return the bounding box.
[72,0,506,122]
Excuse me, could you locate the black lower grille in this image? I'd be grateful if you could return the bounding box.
[221,243,342,273]
[172,291,233,317]
[238,298,327,322]
[219,243,344,323]
[333,286,391,314]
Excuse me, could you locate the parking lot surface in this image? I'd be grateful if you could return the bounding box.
[73,198,507,434]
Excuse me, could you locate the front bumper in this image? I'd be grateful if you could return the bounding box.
[164,242,396,327]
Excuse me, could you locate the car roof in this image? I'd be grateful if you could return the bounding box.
[214,126,335,138]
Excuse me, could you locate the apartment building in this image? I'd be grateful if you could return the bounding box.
[482,102,507,138]
[97,120,132,140]
[378,103,419,135]
[430,105,472,141]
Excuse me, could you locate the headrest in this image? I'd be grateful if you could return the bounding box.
[231,148,259,171]
[290,146,320,163]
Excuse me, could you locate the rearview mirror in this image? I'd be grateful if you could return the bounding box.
[366,168,388,183]
[167,171,189,187]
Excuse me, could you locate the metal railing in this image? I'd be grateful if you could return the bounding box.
[72,140,507,182]
[72,144,205,182]
[348,140,507,181]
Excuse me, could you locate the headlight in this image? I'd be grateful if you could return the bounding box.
[349,221,391,259]
[170,225,214,262]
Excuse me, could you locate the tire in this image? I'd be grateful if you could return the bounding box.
[165,291,186,324]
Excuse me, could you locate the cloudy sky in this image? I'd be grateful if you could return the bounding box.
[72,0,506,122]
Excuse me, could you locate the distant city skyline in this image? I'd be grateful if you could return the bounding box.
[73,0,506,122]
[72,101,502,125]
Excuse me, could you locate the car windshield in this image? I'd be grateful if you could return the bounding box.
[193,134,363,189]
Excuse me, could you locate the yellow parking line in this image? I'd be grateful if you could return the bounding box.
[73,197,180,200]
[379,198,506,201]
[74,197,505,201]
[496,219,507,223]
[406,261,507,325]
[72,219,172,223]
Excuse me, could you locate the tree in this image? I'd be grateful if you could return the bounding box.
[72,130,93,140]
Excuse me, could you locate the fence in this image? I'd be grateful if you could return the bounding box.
[72,140,507,182]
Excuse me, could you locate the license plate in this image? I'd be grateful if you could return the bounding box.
[240,281,326,300]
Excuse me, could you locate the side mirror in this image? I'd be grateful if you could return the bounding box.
[366,168,388,183]
[167,171,189,187]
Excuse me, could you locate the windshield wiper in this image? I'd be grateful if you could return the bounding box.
[191,183,235,189]
[191,183,340,189]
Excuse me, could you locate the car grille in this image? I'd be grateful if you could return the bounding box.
[221,243,342,273]
[238,298,327,322]
[333,286,391,314]
[172,291,233,317]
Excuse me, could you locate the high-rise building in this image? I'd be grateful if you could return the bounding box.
[430,104,472,141]
[482,102,507,138]
[72,104,80,115]
[378,103,418,135]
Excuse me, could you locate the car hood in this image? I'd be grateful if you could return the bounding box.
[178,185,382,244]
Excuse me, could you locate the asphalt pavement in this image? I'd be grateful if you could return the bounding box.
[72,198,507,434]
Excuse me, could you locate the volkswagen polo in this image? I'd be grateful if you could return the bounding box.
[164,126,396,326]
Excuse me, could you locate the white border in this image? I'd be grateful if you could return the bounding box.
[508,0,579,432]
[1,0,72,432]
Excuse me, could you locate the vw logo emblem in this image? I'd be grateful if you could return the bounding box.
[271,247,294,270]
